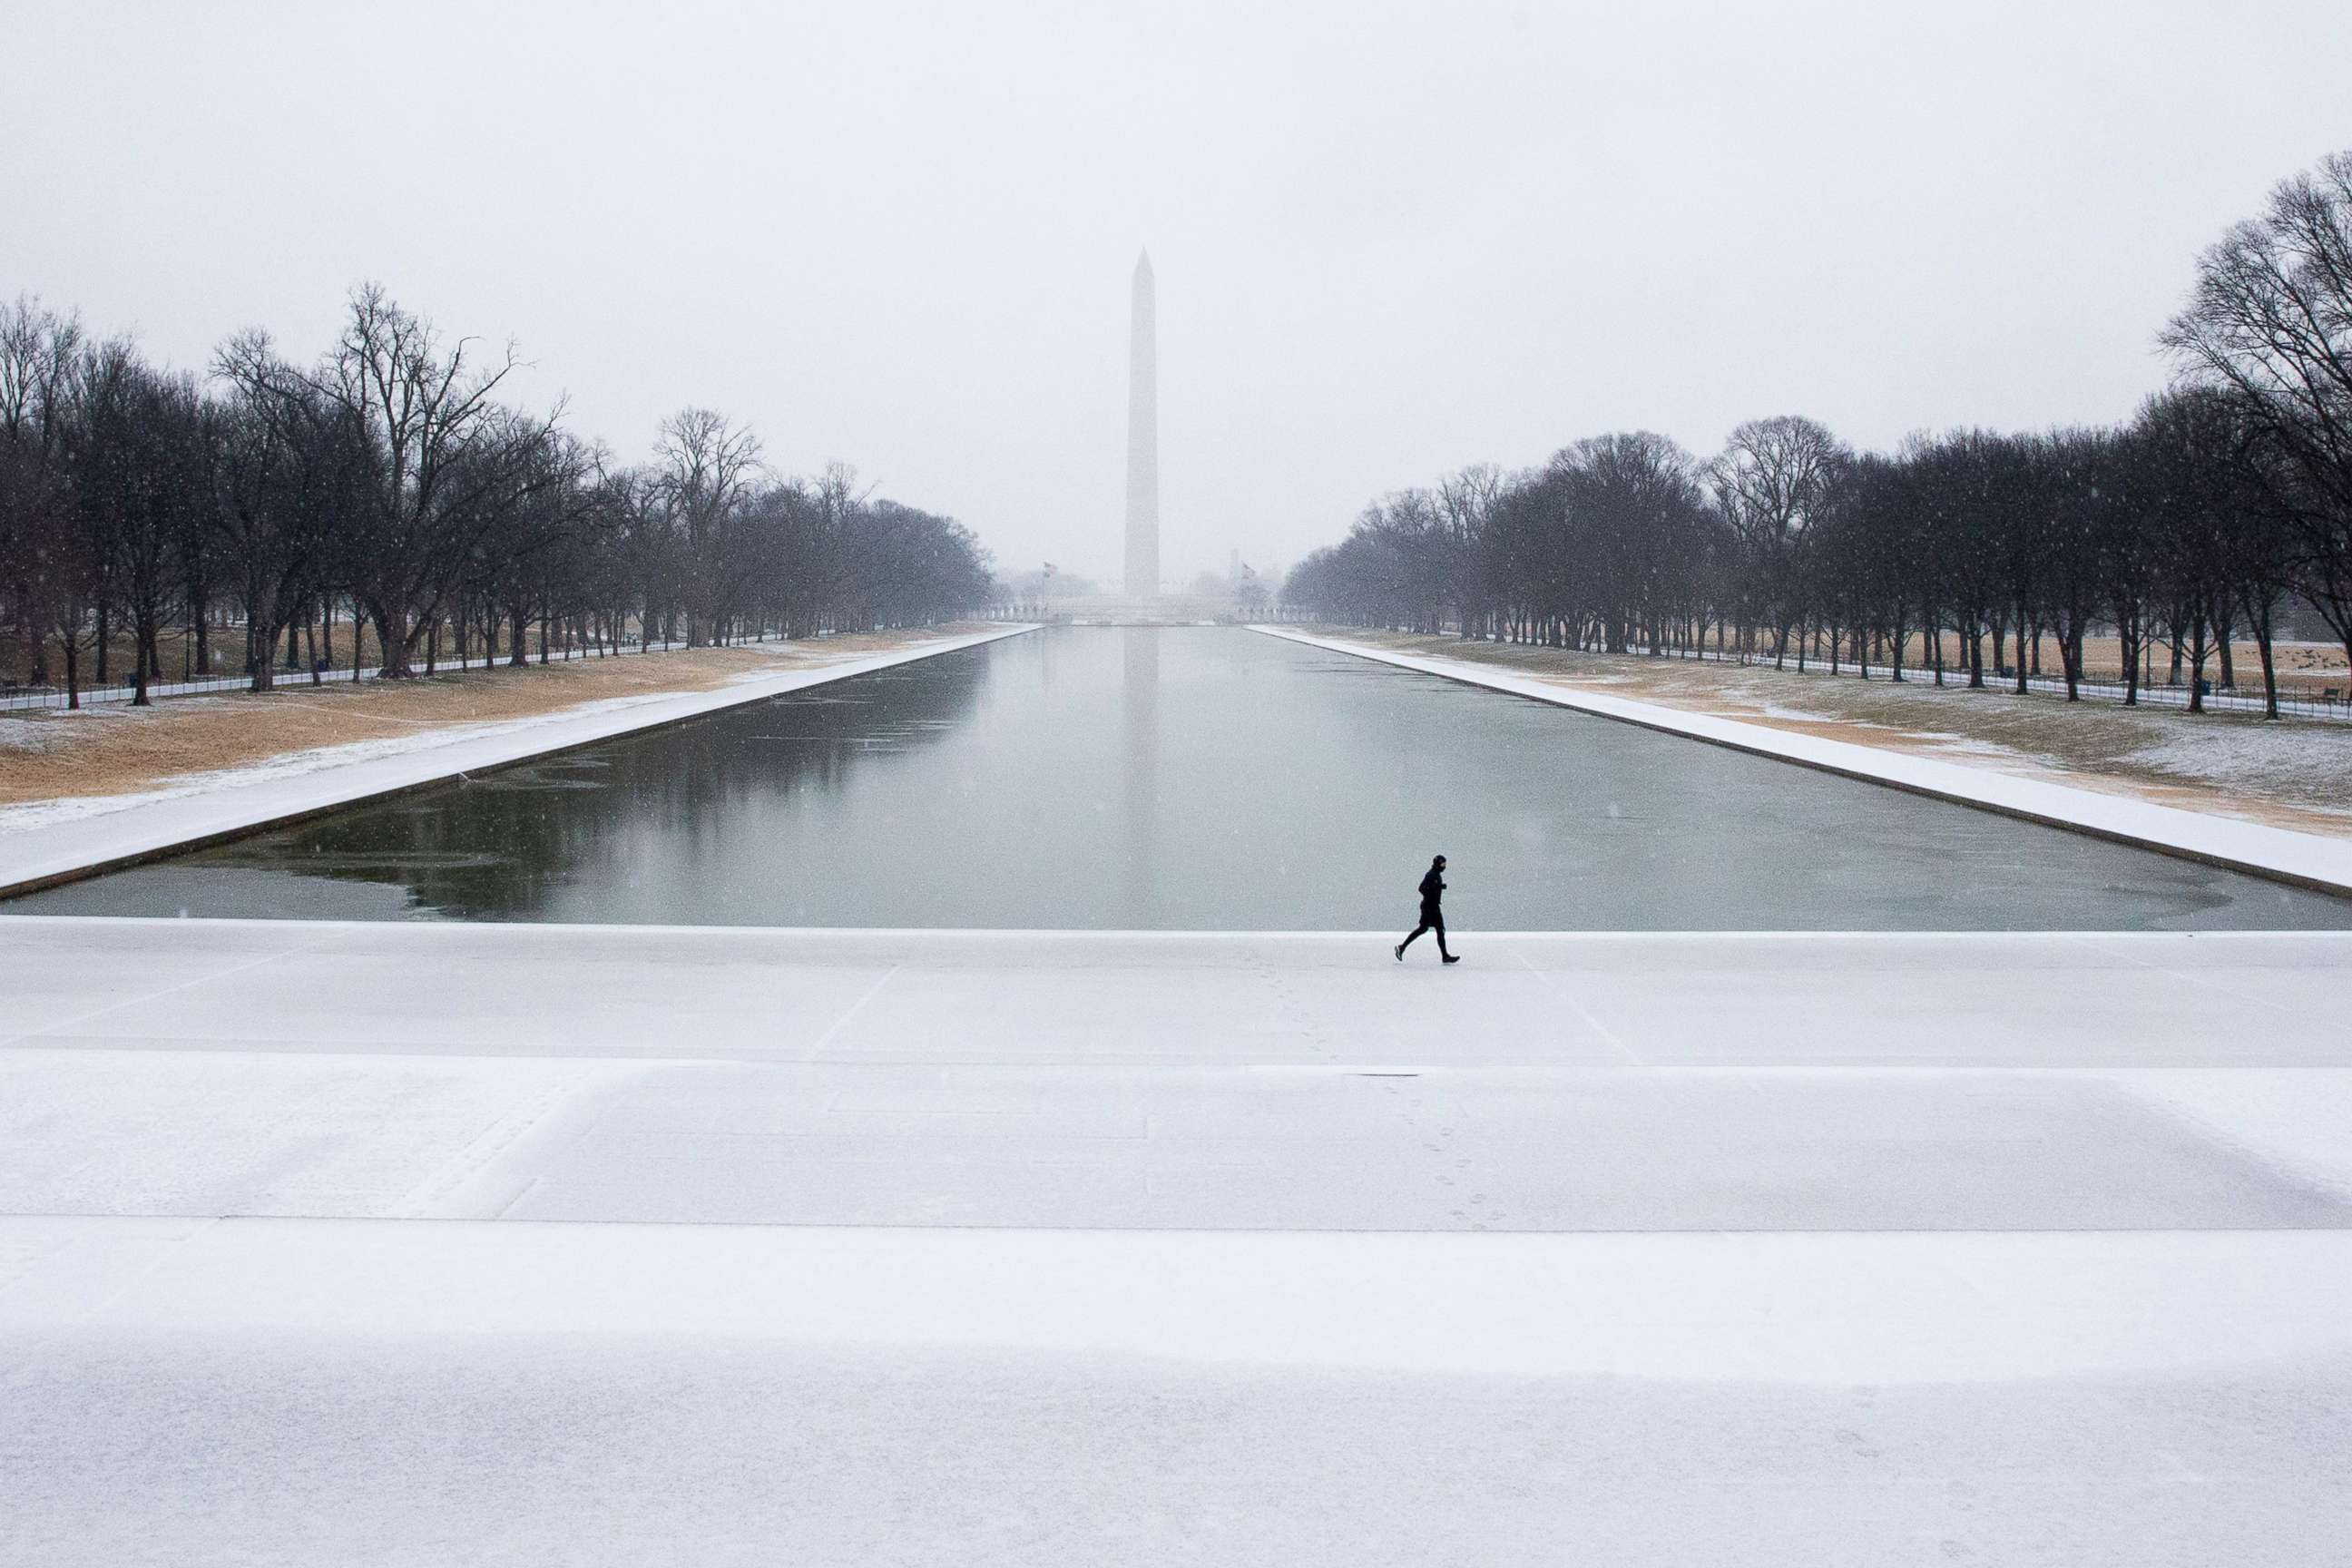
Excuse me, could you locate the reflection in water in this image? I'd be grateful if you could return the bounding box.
[12,627,2351,931]
[40,651,989,922]
[1122,628,1159,926]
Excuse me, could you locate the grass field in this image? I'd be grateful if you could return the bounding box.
[1761,628,2348,701]
[2,616,687,695]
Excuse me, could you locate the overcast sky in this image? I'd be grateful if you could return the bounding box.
[5,1,2349,585]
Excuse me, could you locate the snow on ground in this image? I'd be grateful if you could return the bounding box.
[2122,1068,2352,1200]
[2122,720,2352,805]
[0,715,73,754]
[3,1048,2344,1232]
[0,1048,639,1218]
[2,921,2349,1563]
[5,633,2346,1561]
[1740,663,2352,809]
[4,923,2348,1233]
[0,720,534,832]
[9,1225,2342,1566]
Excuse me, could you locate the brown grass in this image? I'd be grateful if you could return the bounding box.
[1798,629,2347,698]
[0,627,985,808]
[3,619,408,692]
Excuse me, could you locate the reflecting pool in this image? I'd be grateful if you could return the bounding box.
[12,627,2347,929]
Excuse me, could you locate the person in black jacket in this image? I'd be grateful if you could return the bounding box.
[1395,854,1460,964]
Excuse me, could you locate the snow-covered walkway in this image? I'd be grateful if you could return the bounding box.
[3,918,2348,1563]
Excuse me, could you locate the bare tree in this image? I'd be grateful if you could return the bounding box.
[0,297,84,686]
[1705,416,1850,666]
[653,407,762,645]
[2161,149,2352,667]
[299,284,554,677]
[3,282,1001,702]
[210,330,362,690]
[1435,463,1504,636]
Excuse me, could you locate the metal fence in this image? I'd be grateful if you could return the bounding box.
[1612,640,2352,721]
[0,637,698,713]
[1364,628,2352,723]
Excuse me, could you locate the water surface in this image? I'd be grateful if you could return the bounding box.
[13,627,2347,929]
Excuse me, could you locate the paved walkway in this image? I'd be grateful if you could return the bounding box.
[3,918,2348,1563]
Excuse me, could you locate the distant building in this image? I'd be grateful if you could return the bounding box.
[1124,250,1159,599]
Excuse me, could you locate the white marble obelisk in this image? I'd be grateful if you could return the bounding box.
[1123,250,1159,599]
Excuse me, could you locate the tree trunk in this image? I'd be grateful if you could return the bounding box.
[131,612,154,707]
[2188,616,2208,714]
[2251,600,2279,720]
[375,603,414,679]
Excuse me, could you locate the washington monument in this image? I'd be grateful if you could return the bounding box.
[1123,250,1159,598]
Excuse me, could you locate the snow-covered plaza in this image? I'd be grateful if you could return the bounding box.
[15,5,2352,1556]
[4,918,2349,1563]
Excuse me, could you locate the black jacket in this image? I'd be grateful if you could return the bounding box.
[1418,868,1446,910]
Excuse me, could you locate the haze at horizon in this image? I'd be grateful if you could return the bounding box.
[4,0,2348,584]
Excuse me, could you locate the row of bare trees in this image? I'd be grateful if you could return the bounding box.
[1285,150,2352,720]
[1,285,995,704]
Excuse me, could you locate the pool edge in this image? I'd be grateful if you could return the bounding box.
[1252,624,2352,901]
[0,625,1041,902]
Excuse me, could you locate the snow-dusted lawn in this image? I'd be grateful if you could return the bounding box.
[2,919,2348,1563]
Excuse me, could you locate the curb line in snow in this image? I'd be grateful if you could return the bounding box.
[0,625,1039,901]
[1252,625,2352,900]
